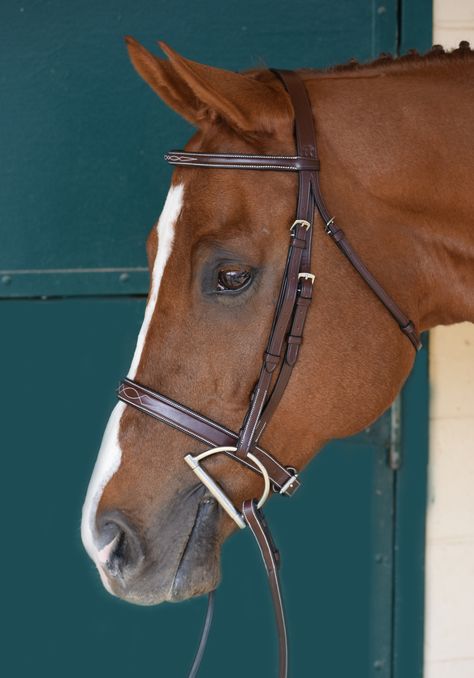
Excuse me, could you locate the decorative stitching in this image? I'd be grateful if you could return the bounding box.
[118,379,296,487]
[118,380,297,487]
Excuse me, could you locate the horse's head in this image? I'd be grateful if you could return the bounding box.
[81,39,415,605]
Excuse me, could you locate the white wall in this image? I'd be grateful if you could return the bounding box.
[424,7,474,677]
[425,324,474,677]
[433,0,474,46]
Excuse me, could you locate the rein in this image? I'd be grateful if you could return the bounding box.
[118,69,421,677]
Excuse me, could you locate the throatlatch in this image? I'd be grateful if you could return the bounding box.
[118,68,421,678]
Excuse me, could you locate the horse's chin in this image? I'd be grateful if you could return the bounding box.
[169,496,222,601]
[99,495,222,606]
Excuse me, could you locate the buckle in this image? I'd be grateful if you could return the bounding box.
[298,272,315,284]
[279,467,299,496]
[290,219,311,232]
[324,216,336,234]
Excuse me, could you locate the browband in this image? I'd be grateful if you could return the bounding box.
[165,151,320,172]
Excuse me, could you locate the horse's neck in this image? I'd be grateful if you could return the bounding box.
[308,58,474,331]
[415,202,474,329]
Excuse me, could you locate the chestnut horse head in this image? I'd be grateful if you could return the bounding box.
[82,40,474,605]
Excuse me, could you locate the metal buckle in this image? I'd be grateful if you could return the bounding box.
[298,272,315,284]
[278,467,299,495]
[290,219,311,232]
[184,446,271,530]
[324,216,336,234]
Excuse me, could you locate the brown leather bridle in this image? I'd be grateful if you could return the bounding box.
[117,69,421,677]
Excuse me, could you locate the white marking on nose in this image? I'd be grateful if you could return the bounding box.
[81,401,125,589]
[81,403,125,557]
[81,184,184,574]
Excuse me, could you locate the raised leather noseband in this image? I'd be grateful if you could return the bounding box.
[117,69,421,678]
[118,378,300,495]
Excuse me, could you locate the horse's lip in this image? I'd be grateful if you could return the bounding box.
[170,492,221,600]
[99,487,218,606]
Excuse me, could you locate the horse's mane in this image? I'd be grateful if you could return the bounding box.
[315,41,474,76]
[249,43,473,86]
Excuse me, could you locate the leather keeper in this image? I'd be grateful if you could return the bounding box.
[286,337,302,366]
[401,321,423,350]
[264,352,281,372]
[290,237,307,250]
[329,227,346,243]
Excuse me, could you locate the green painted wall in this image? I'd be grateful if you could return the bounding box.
[1,0,400,297]
[0,2,431,676]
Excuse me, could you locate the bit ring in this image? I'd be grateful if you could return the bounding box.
[184,446,271,529]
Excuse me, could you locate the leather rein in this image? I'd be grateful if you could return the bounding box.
[117,69,421,677]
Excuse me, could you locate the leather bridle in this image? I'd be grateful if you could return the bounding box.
[117,69,421,677]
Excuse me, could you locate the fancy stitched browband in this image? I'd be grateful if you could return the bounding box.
[164,151,321,171]
[118,69,421,678]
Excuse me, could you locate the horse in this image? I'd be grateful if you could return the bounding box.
[81,38,474,617]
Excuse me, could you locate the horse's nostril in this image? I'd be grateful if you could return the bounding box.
[102,529,126,577]
[96,511,144,578]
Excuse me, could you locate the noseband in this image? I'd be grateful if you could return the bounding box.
[118,69,421,677]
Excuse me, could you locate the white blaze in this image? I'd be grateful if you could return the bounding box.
[127,183,183,380]
[81,184,184,571]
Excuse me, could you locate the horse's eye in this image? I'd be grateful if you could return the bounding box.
[216,266,252,292]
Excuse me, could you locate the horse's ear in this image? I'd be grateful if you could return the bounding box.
[125,36,202,126]
[125,37,292,134]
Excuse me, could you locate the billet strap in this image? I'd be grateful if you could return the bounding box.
[273,69,319,236]
[117,379,300,496]
[235,68,319,457]
[235,218,313,458]
[255,276,314,441]
[242,500,288,678]
[164,151,320,172]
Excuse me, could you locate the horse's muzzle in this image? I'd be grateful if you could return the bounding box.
[91,487,222,605]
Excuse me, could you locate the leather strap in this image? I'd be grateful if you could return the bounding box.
[236,218,313,458]
[164,151,320,172]
[316,205,422,349]
[188,590,215,678]
[255,276,314,441]
[242,500,288,678]
[187,502,287,678]
[237,70,319,457]
[117,379,300,496]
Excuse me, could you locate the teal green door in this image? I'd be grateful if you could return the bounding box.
[0,2,430,676]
